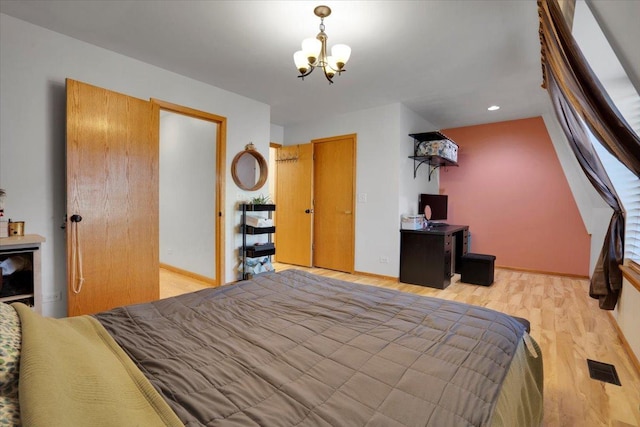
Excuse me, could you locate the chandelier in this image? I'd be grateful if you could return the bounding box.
[293,5,351,84]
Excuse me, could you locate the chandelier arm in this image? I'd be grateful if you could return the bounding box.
[325,64,347,74]
[322,68,335,84]
[298,65,316,79]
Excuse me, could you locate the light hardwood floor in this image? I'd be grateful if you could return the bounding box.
[160,264,640,427]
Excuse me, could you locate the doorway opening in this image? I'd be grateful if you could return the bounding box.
[155,100,227,286]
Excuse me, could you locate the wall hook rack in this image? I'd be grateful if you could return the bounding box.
[276,145,300,163]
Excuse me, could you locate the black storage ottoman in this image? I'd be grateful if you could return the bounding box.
[461,253,496,286]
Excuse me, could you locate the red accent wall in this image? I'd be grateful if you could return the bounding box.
[441,117,590,276]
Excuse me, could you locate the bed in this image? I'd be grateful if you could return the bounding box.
[1,269,543,426]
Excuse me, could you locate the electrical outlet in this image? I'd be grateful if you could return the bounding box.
[42,291,62,303]
[379,256,389,263]
[358,193,367,203]
[167,248,173,255]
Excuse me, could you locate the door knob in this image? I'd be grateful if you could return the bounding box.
[305,209,314,214]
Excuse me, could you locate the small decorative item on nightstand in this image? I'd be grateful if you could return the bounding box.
[8,220,25,237]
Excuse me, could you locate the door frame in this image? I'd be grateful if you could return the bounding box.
[152,99,227,286]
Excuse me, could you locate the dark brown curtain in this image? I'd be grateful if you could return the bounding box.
[547,73,625,309]
[538,0,640,309]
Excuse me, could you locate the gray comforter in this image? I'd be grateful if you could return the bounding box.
[95,269,540,426]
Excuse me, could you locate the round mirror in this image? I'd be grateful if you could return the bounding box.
[423,205,432,220]
[231,147,268,191]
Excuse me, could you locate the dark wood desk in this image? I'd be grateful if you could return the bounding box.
[399,225,469,289]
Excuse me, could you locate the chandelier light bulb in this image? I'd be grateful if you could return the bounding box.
[324,64,336,78]
[294,51,309,74]
[331,44,351,69]
[302,38,321,64]
[326,56,339,71]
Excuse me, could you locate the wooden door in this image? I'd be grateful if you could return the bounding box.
[275,144,313,266]
[66,79,159,316]
[313,135,356,272]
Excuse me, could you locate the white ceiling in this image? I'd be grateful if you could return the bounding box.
[0,1,636,129]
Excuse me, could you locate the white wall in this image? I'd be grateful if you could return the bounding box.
[284,103,436,277]
[159,111,216,279]
[0,14,271,317]
[542,113,612,275]
[615,277,640,363]
[270,124,284,144]
[268,124,283,202]
[399,104,440,217]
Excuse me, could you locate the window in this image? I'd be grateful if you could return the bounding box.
[592,130,640,263]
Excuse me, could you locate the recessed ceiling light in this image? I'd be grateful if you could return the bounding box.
[487,105,500,111]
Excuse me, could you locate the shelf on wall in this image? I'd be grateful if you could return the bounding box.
[408,131,459,181]
[408,155,458,180]
[242,225,276,235]
[241,204,276,212]
[245,245,276,258]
